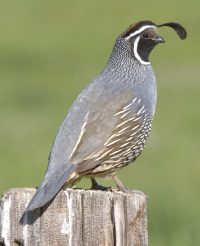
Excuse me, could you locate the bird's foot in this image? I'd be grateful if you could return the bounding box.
[90,178,111,191]
[113,176,146,196]
[113,175,129,192]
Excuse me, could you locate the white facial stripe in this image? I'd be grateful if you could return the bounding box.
[125,25,156,40]
[133,36,150,65]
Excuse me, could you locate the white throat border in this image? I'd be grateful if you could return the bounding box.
[125,25,156,65]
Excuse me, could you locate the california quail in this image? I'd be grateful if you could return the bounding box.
[23,20,186,213]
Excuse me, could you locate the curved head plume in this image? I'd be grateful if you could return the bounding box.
[121,20,187,65]
[157,22,187,40]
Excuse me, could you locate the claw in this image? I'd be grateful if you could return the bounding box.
[90,178,110,191]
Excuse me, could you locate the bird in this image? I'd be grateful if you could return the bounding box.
[23,20,187,215]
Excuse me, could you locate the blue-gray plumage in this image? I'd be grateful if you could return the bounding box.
[23,20,186,214]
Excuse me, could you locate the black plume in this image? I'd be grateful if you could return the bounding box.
[157,22,187,40]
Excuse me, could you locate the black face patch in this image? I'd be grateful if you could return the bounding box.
[137,36,157,62]
[128,27,159,64]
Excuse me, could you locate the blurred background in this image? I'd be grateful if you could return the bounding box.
[0,0,198,245]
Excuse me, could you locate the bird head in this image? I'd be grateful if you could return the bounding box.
[121,20,187,65]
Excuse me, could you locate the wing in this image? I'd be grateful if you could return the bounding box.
[69,86,147,174]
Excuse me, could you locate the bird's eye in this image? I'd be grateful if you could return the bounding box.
[142,33,149,39]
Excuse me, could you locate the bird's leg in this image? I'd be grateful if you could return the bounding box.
[90,178,110,191]
[113,176,147,196]
[113,176,127,192]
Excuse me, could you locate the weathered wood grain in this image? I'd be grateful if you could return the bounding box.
[0,188,147,246]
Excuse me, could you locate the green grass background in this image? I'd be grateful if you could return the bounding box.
[0,1,199,245]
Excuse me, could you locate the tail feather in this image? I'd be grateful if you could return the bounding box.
[24,164,76,212]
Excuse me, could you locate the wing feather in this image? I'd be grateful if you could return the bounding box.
[69,89,145,174]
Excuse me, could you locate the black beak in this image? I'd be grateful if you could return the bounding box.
[154,35,165,44]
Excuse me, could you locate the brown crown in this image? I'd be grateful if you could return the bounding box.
[122,20,156,38]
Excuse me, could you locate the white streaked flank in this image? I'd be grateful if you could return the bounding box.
[131,125,140,131]
[133,116,142,122]
[125,137,133,142]
[95,148,114,161]
[116,125,131,135]
[122,148,132,156]
[120,111,129,119]
[109,149,124,156]
[104,132,118,145]
[81,150,103,162]
[137,105,145,115]
[69,112,89,160]
[141,108,147,114]
[115,117,135,129]
[124,97,137,110]
[103,159,121,164]
[114,109,126,116]
[120,142,130,148]
[115,98,138,117]
[105,138,122,147]
[130,130,140,137]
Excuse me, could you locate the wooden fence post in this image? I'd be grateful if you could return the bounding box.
[0,188,147,246]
